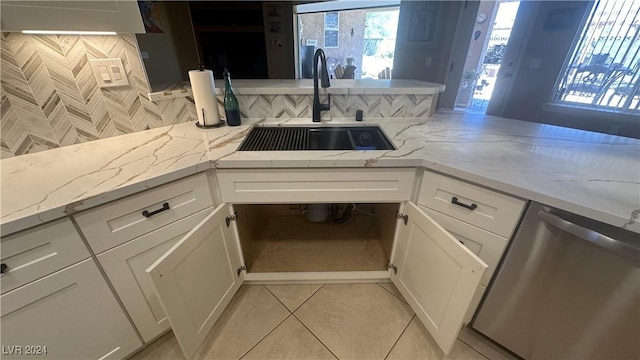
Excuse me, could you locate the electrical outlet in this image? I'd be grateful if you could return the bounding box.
[89,58,129,88]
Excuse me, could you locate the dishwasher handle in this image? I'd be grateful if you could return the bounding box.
[538,210,640,265]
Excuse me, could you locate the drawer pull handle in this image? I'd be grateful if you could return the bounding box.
[0,263,7,274]
[142,202,170,218]
[451,197,478,211]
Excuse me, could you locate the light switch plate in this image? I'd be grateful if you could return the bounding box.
[89,58,129,88]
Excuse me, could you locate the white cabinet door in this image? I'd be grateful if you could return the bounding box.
[146,204,244,359]
[390,202,487,355]
[98,209,211,342]
[0,1,145,33]
[1,259,141,360]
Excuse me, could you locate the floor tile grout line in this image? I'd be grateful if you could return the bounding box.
[291,283,326,312]
[237,310,295,360]
[375,282,409,305]
[383,314,415,360]
[263,285,294,315]
[287,283,340,359]
[291,311,340,360]
[457,335,492,360]
[263,283,326,313]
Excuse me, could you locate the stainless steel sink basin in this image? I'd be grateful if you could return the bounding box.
[238,126,395,151]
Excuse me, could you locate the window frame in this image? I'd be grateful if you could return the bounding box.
[551,0,640,115]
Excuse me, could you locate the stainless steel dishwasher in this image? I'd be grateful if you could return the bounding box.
[472,201,640,360]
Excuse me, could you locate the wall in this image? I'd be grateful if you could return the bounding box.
[298,10,366,78]
[491,1,639,138]
[0,33,197,158]
[136,2,200,87]
[393,1,462,85]
[263,2,296,79]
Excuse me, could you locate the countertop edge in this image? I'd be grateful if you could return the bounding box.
[149,79,446,101]
[0,163,209,237]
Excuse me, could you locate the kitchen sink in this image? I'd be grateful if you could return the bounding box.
[238,126,396,151]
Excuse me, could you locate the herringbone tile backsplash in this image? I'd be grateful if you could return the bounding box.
[1,32,197,158]
[1,32,433,158]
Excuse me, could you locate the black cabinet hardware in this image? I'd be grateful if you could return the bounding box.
[1,263,7,274]
[142,202,170,218]
[451,197,478,210]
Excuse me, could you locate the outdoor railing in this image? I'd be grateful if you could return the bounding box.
[556,60,640,113]
[552,0,640,114]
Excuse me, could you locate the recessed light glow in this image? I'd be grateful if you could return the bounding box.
[21,30,117,35]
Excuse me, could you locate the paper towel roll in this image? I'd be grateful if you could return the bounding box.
[189,68,221,126]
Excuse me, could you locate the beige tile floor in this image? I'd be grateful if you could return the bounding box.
[129,283,516,360]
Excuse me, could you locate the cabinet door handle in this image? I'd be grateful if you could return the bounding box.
[451,197,478,211]
[0,263,7,274]
[142,202,170,218]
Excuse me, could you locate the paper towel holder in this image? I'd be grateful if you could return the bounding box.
[195,121,225,129]
[195,108,226,128]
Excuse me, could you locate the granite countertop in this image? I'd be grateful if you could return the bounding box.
[1,110,639,236]
[148,79,446,101]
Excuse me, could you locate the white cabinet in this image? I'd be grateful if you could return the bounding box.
[1,218,89,294]
[97,209,212,343]
[418,171,525,238]
[0,1,145,33]
[1,258,142,360]
[1,218,142,359]
[75,173,215,343]
[147,204,244,359]
[75,173,214,254]
[216,168,416,203]
[147,199,487,358]
[391,202,486,354]
[416,170,526,323]
[419,207,509,286]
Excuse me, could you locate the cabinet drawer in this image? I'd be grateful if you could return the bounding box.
[97,208,212,342]
[217,168,415,203]
[420,206,509,286]
[75,173,214,254]
[1,259,141,360]
[1,218,90,294]
[418,171,525,237]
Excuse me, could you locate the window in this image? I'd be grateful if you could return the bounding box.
[296,1,400,79]
[553,0,640,113]
[324,12,339,48]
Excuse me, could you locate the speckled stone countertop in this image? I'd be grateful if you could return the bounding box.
[148,79,446,101]
[1,110,638,236]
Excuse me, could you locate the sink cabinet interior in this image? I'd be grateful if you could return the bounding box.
[234,203,400,273]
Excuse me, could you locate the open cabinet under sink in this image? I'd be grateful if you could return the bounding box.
[233,203,397,274]
[146,197,487,359]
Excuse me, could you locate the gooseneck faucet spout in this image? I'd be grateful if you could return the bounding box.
[312,48,331,122]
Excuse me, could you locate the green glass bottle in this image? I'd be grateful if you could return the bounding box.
[223,68,241,126]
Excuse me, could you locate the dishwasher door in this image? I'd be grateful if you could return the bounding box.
[472,202,640,360]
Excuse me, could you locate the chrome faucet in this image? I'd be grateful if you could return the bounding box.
[312,48,331,122]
